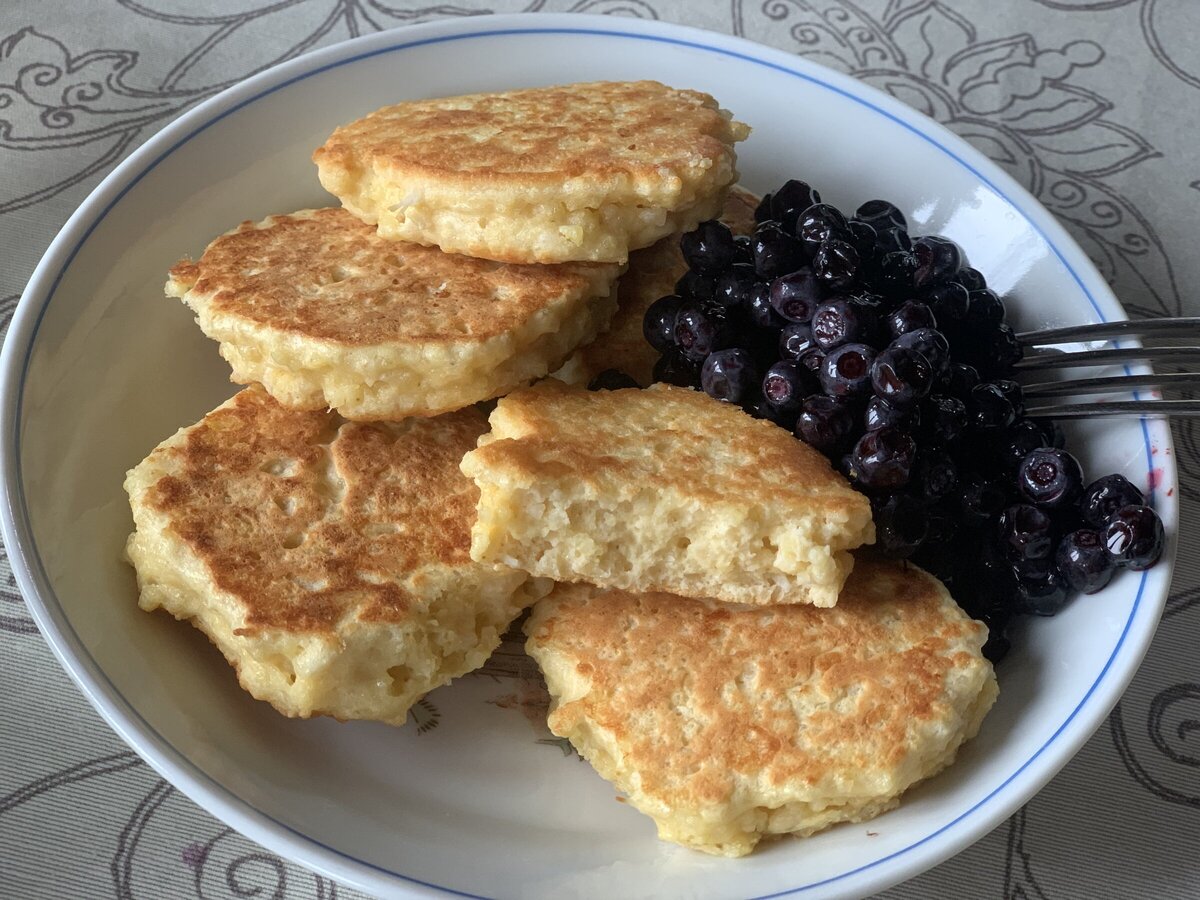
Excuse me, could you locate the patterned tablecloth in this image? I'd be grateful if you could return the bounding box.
[2,1,1198,897]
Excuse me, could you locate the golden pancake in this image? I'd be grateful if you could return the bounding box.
[313,81,750,264]
[166,207,622,420]
[460,380,875,608]
[525,559,997,856]
[124,386,544,725]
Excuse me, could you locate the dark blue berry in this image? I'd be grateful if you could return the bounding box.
[675,270,716,304]
[779,322,816,360]
[987,323,1023,374]
[770,180,821,231]
[701,348,759,404]
[796,203,848,248]
[887,301,937,338]
[642,295,682,353]
[970,382,1016,431]
[762,361,815,413]
[943,362,980,399]
[713,263,757,309]
[854,199,906,233]
[749,397,798,430]
[982,631,1012,663]
[820,342,876,397]
[913,538,958,585]
[796,346,826,375]
[923,282,970,322]
[1057,528,1115,594]
[971,540,1021,614]
[795,395,856,455]
[977,600,1019,635]
[846,220,877,259]
[680,220,736,274]
[674,303,732,362]
[916,451,959,504]
[871,346,933,409]
[752,223,807,279]
[993,379,1024,416]
[769,269,823,323]
[965,288,1005,329]
[1080,474,1145,529]
[960,473,1009,525]
[924,503,958,547]
[912,235,963,288]
[753,191,774,224]
[893,327,951,376]
[1013,558,1069,616]
[998,504,1054,561]
[652,350,700,388]
[812,298,870,351]
[849,289,887,310]
[1017,448,1084,509]
[813,239,860,290]
[1104,505,1165,570]
[587,369,640,391]
[845,426,917,490]
[865,396,916,432]
[743,282,783,328]
[875,493,928,558]
[850,297,886,344]
[874,227,912,255]
[997,420,1046,474]
[745,326,786,371]
[956,266,987,292]
[733,234,754,264]
[876,250,918,295]
[921,394,967,445]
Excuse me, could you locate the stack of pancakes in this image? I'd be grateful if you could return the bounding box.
[124,81,996,858]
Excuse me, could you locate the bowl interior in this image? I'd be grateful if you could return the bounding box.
[7,20,1176,900]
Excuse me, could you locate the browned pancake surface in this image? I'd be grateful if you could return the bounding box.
[169,207,617,346]
[145,386,485,634]
[314,81,741,188]
[529,558,991,808]
[468,380,865,516]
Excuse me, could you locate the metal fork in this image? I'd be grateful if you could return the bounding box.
[1015,317,1200,418]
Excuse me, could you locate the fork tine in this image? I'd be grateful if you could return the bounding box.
[1022,372,1200,397]
[1018,317,1200,345]
[1024,400,1200,418]
[1014,346,1200,369]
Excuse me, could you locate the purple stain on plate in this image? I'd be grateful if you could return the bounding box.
[182,841,209,869]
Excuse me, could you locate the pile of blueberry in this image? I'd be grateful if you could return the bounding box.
[639,179,1165,661]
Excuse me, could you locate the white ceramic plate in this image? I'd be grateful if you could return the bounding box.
[0,13,1178,900]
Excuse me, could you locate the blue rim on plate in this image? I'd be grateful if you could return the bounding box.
[0,14,1175,900]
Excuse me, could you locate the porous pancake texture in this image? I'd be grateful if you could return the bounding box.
[460,380,875,608]
[166,207,622,420]
[313,81,750,264]
[525,560,998,856]
[124,386,544,725]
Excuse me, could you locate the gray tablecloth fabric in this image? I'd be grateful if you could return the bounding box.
[2,2,1198,897]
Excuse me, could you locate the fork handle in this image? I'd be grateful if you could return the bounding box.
[1025,400,1200,418]
[1022,372,1200,397]
[1019,317,1200,346]
[1015,346,1200,369]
